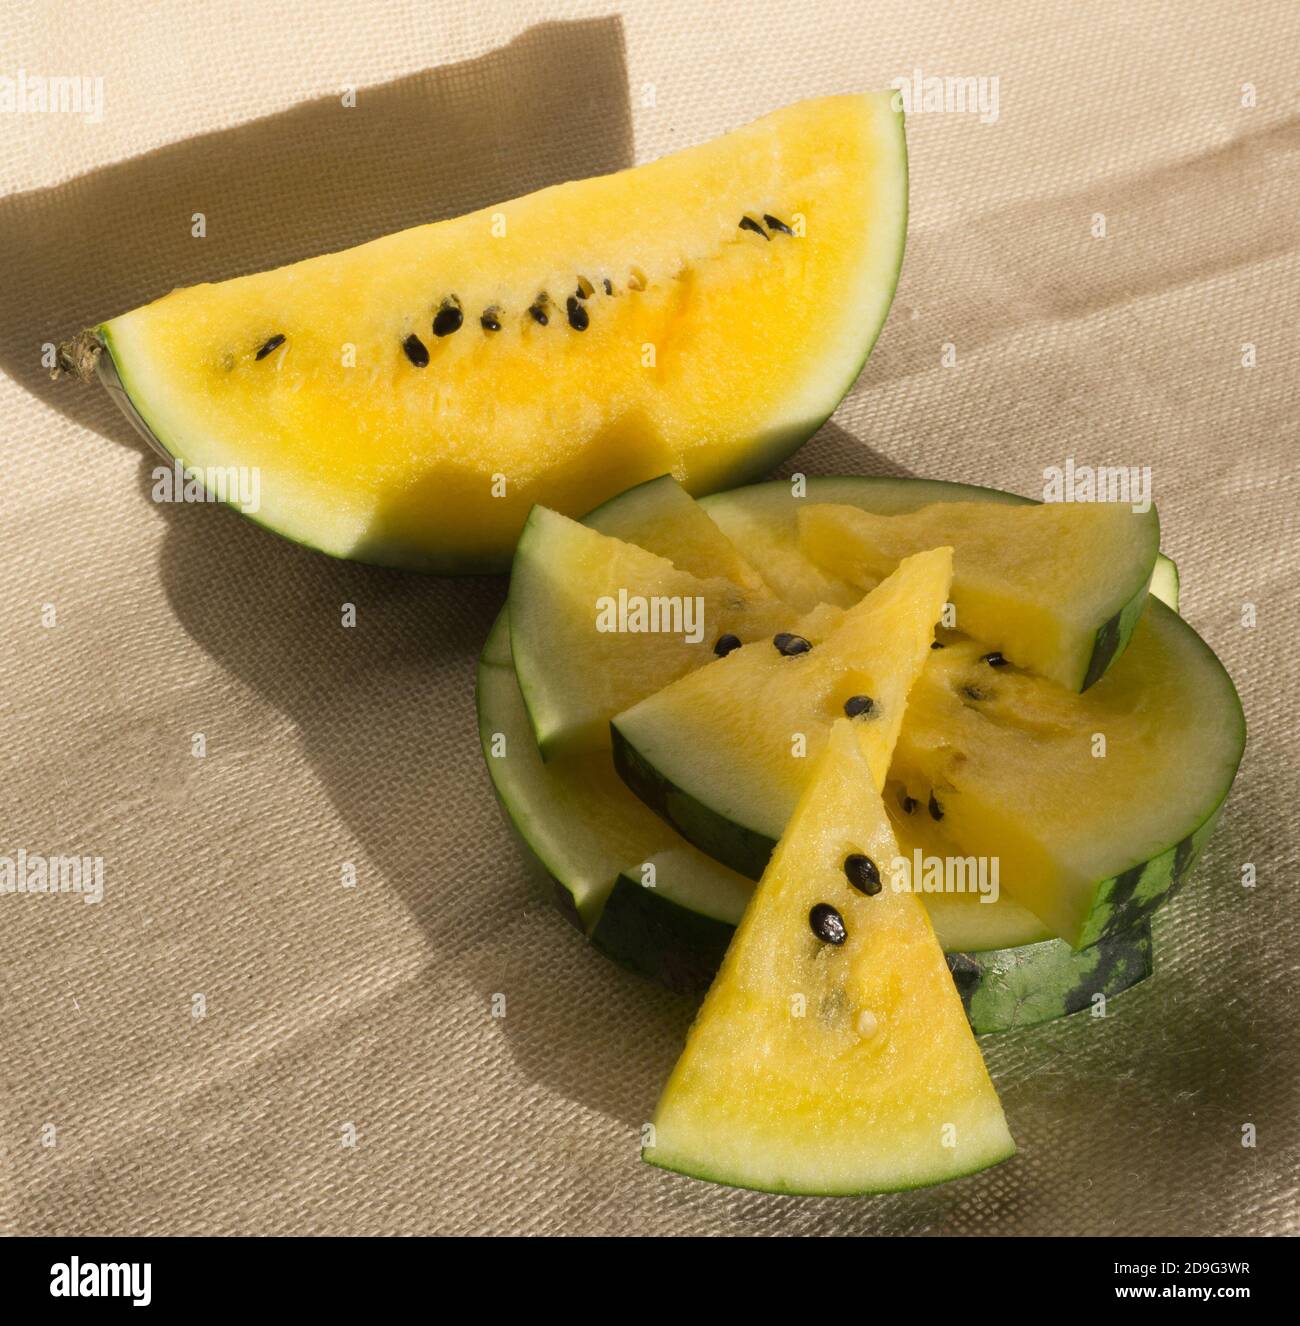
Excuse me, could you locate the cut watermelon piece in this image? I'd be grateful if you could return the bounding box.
[581,473,769,595]
[612,548,953,879]
[799,499,1160,690]
[508,505,818,757]
[78,94,907,571]
[645,721,1015,1194]
[702,476,1178,618]
[477,612,750,931]
[891,617,1243,947]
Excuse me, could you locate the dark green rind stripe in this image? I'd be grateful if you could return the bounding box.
[610,721,776,880]
[947,923,1153,1035]
[591,873,734,997]
[1081,572,1151,691]
[1078,805,1224,949]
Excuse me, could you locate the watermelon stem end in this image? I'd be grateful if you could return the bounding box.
[52,329,103,383]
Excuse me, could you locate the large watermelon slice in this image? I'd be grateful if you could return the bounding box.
[645,721,1015,1194]
[68,95,907,571]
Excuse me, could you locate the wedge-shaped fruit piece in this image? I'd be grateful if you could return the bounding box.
[645,721,1015,1193]
[509,505,817,757]
[891,608,1243,947]
[799,499,1160,689]
[701,476,1179,616]
[74,94,907,571]
[612,548,952,879]
[582,475,769,595]
[701,476,1027,611]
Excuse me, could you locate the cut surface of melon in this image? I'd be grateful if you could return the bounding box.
[612,548,952,878]
[799,499,1159,690]
[96,94,907,571]
[646,721,1015,1194]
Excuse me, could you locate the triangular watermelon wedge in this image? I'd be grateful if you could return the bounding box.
[645,720,1015,1194]
[612,546,952,878]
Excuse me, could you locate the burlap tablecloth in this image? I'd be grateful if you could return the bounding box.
[2,1,1296,1236]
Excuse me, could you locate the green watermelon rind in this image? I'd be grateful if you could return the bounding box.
[947,923,1153,1035]
[1079,529,1159,691]
[592,871,736,998]
[642,1133,1016,1197]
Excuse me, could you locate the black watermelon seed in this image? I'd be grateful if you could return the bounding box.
[809,903,847,946]
[739,215,770,240]
[402,333,429,367]
[574,276,594,299]
[763,213,794,235]
[480,307,502,332]
[713,633,742,657]
[773,632,811,657]
[844,853,882,896]
[254,334,285,360]
[930,640,945,650]
[602,278,613,295]
[843,694,875,718]
[433,297,463,337]
[566,296,589,331]
[528,296,550,325]
[983,651,1009,668]
[900,793,918,815]
[928,793,944,822]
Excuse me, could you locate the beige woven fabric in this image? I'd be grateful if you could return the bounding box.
[2,1,1297,1235]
